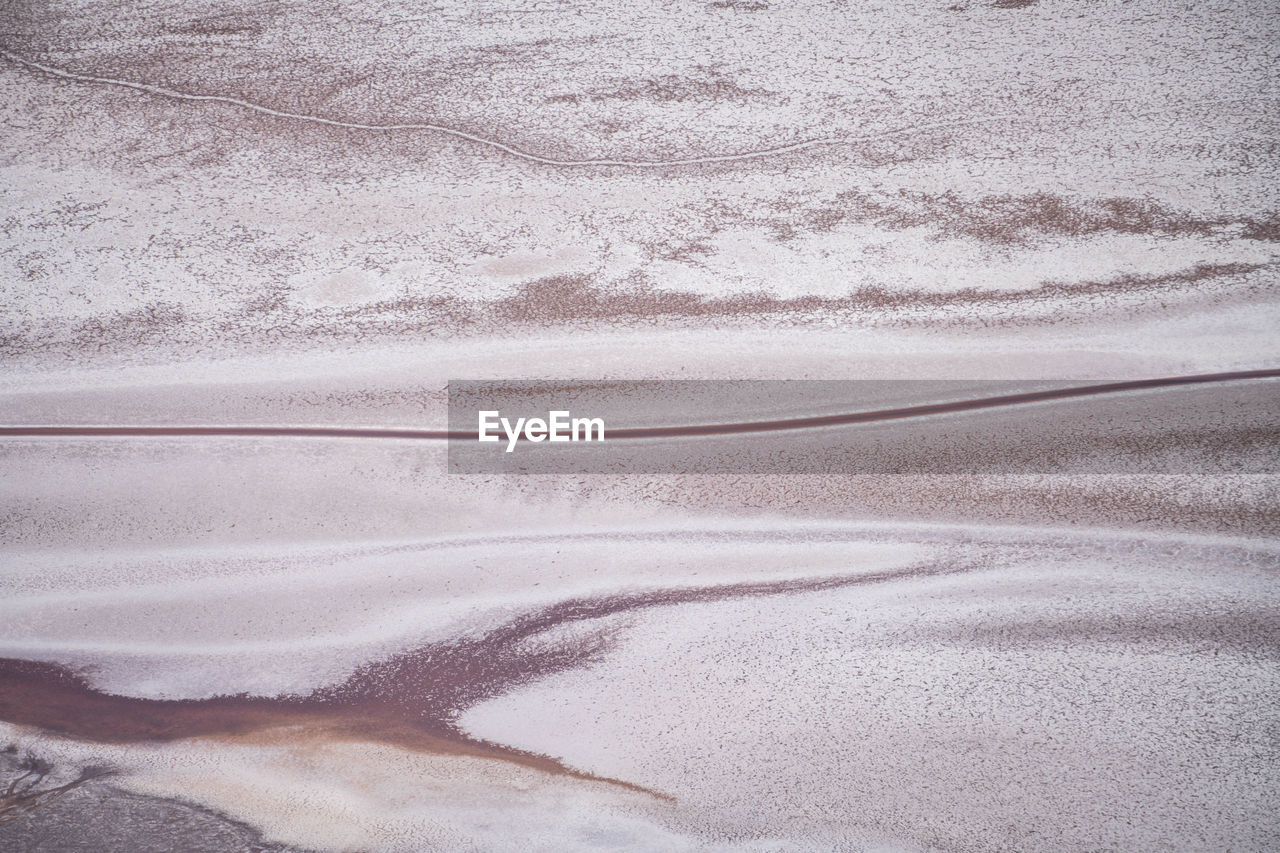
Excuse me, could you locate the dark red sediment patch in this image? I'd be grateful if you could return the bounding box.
[0,650,655,793]
[482,262,1271,326]
[0,561,970,793]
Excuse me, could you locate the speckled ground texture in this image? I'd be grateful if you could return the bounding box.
[1,1,1278,851]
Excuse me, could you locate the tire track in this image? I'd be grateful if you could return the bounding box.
[1,49,841,167]
[5,50,1275,168]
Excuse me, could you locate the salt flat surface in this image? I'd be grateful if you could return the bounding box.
[1,0,1278,850]
[463,534,1280,850]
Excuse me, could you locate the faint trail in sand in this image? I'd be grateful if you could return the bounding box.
[5,50,1275,168]
[0,369,1276,441]
[1,49,839,166]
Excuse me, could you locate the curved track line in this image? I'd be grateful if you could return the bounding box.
[7,51,1273,168]
[1,369,1275,442]
[2,50,839,166]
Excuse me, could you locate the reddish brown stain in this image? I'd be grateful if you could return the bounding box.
[0,560,971,795]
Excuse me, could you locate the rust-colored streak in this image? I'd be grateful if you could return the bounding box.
[0,658,659,794]
[0,561,967,796]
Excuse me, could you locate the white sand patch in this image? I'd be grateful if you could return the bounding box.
[0,726,715,853]
[0,520,930,698]
[462,535,1280,851]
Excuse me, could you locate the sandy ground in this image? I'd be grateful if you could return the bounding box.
[1,0,1278,850]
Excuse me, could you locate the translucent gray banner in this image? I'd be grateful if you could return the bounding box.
[446,376,1279,474]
